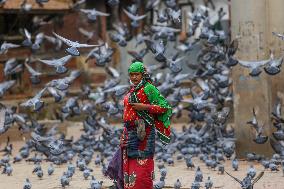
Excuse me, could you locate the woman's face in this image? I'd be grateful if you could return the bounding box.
[129,72,143,85]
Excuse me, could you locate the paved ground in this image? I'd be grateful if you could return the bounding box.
[0,122,283,189]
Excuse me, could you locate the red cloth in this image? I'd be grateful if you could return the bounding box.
[122,148,154,189]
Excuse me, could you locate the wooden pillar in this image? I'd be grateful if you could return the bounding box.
[231,0,274,157]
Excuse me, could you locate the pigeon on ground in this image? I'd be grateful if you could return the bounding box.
[23,178,32,189]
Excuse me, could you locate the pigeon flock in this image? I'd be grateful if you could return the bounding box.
[0,0,284,189]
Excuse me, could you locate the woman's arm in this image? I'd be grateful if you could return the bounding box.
[147,104,167,114]
[144,83,172,114]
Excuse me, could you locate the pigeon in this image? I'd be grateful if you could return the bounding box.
[53,32,99,56]
[191,180,201,189]
[151,25,181,40]
[46,70,80,91]
[218,163,225,174]
[90,177,103,189]
[247,165,256,178]
[264,53,283,75]
[146,0,160,11]
[0,80,16,98]
[166,53,185,73]
[269,162,279,172]
[123,9,147,28]
[2,163,13,176]
[31,32,44,51]
[80,8,109,22]
[145,39,167,62]
[36,168,43,179]
[60,173,70,187]
[44,35,62,51]
[238,58,270,77]
[22,28,32,47]
[127,4,138,15]
[20,0,32,12]
[4,58,23,77]
[205,176,213,189]
[154,176,165,189]
[38,55,72,74]
[195,166,203,182]
[24,58,42,84]
[107,0,119,6]
[78,27,95,42]
[232,158,239,171]
[127,48,148,62]
[0,41,20,54]
[185,156,195,169]
[20,87,46,111]
[154,9,168,23]
[23,178,32,189]
[174,178,181,189]
[226,171,264,189]
[83,167,93,180]
[272,31,284,40]
[47,163,55,175]
[166,8,181,24]
[247,108,268,144]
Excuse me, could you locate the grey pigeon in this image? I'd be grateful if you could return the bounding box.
[20,87,46,112]
[107,0,119,6]
[226,171,264,189]
[174,178,181,189]
[238,58,270,77]
[22,28,32,47]
[205,176,213,189]
[60,172,70,187]
[80,8,109,22]
[154,176,165,189]
[38,55,72,74]
[24,58,42,84]
[44,35,62,51]
[48,163,55,175]
[247,165,256,178]
[0,80,16,98]
[31,33,44,51]
[53,32,99,56]
[23,178,32,189]
[4,58,22,77]
[195,166,203,182]
[232,158,239,171]
[264,53,283,75]
[0,41,20,54]
[123,9,147,28]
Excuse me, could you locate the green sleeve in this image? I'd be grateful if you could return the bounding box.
[144,82,172,128]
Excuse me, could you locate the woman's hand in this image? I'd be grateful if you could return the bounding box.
[129,103,149,111]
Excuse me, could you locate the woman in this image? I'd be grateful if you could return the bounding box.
[119,61,172,189]
[105,61,172,188]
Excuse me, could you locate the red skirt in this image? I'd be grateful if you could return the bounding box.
[122,148,154,189]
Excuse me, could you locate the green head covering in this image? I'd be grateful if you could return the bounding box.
[128,61,145,73]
